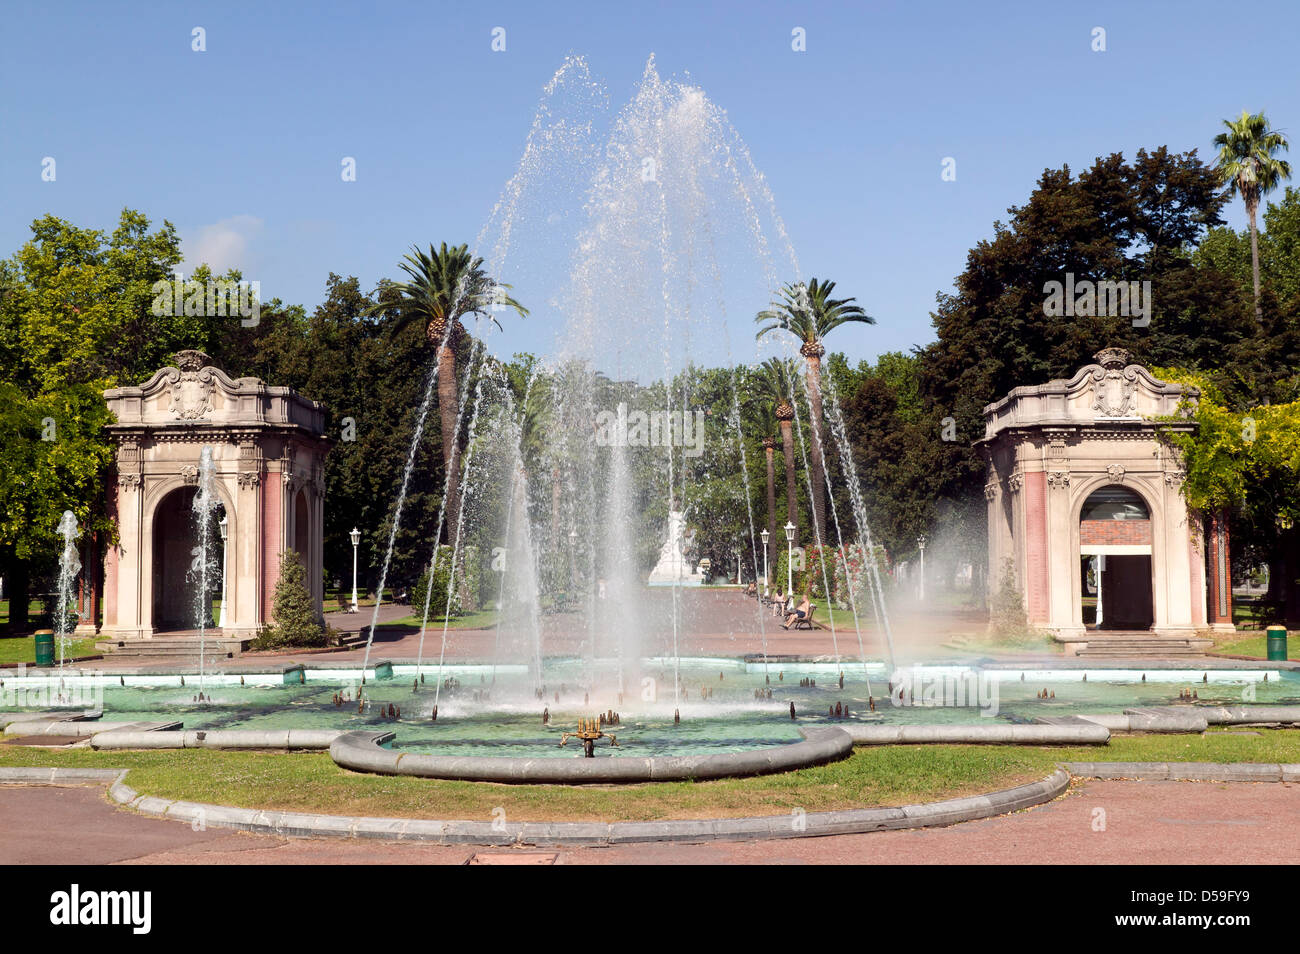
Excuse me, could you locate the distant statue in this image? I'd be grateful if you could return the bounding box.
[647,511,704,586]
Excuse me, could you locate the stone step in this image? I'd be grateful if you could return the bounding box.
[95,637,248,659]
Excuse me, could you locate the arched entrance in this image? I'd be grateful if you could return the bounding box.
[1079,485,1153,630]
[150,486,226,631]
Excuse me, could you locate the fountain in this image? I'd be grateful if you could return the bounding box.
[53,511,81,672]
[340,54,901,734]
[189,447,220,693]
[559,716,620,758]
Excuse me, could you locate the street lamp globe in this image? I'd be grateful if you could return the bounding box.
[783,521,796,543]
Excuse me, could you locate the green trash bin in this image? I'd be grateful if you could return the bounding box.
[1266,625,1288,662]
[33,629,55,666]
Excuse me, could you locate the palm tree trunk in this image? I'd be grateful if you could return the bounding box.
[437,340,462,544]
[551,465,561,544]
[780,420,798,549]
[805,355,826,545]
[764,444,777,579]
[1249,199,1263,321]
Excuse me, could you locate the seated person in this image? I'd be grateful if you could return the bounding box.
[782,594,811,629]
[744,581,757,597]
[770,590,786,616]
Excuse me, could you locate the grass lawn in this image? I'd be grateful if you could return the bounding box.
[3,729,1298,823]
[0,599,47,628]
[0,635,98,666]
[1212,632,1297,660]
[380,608,500,631]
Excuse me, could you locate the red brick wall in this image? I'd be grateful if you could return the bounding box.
[1079,519,1152,546]
[1024,471,1048,622]
[261,476,281,622]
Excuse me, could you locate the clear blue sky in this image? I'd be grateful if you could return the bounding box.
[3,0,1297,367]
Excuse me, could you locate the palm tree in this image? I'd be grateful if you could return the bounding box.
[374,243,527,543]
[1214,111,1292,320]
[754,358,800,557]
[756,278,874,543]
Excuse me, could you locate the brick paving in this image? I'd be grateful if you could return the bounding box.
[68,589,1006,671]
[1,778,1295,864]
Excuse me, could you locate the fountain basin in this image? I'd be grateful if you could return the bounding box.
[330,726,852,783]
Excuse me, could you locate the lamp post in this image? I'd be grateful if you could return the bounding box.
[217,515,228,628]
[349,527,361,613]
[760,528,770,592]
[917,535,927,601]
[784,521,796,595]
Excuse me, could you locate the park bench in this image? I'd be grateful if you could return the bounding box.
[791,603,818,630]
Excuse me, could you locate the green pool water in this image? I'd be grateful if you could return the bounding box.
[5,659,1296,758]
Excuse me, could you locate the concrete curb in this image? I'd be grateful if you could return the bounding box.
[1201,706,1300,725]
[1062,761,1300,782]
[0,765,1067,846]
[90,728,347,750]
[845,724,1111,745]
[329,727,854,783]
[5,719,180,737]
[0,767,125,785]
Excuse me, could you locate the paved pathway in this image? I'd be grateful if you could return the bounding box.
[3,778,1295,864]
[65,591,1022,671]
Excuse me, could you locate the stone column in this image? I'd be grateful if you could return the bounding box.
[1045,471,1076,632]
[1155,475,1195,634]
[1023,469,1050,624]
[109,473,149,638]
[233,468,262,638]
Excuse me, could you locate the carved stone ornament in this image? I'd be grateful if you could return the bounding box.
[1164,471,1184,488]
[1089,348,1138,418]
[1106,464,1126,482]
[1047,471,1071,489]
[117,473,142,488]
[166,351,216,421]
[984,481,999,501]
[1007,472,1024,493]
[180,465,199,485]
[237,471,261,488]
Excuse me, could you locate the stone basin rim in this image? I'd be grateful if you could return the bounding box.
[329,726,854,783]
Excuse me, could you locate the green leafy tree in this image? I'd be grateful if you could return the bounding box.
[0,210,230,628]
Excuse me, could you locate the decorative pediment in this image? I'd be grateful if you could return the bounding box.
[104,352,329,435]
[980,347,1198,442]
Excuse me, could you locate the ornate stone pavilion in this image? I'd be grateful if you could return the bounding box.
[99,351,331,641]
[977,349,1232,652]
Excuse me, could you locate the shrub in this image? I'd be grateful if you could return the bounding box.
[412,546,461,620]
[988,558,1044,644]
[253,550,327,649]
